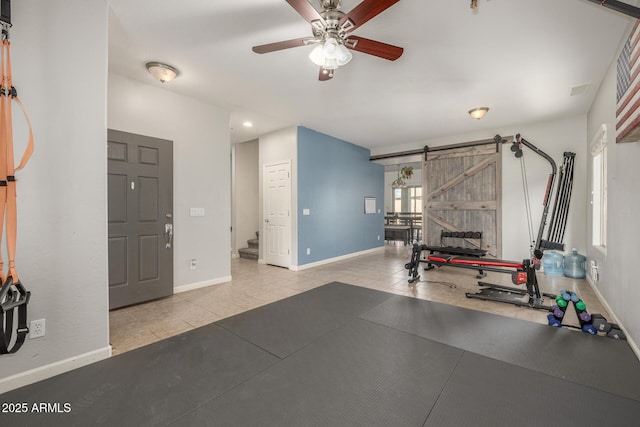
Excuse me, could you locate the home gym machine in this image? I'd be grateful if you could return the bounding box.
[405,134,575,311]
[0,0,34,355]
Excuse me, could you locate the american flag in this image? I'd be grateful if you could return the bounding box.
[617,21,640,143]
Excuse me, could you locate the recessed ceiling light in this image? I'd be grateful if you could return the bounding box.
[242,121,253,128]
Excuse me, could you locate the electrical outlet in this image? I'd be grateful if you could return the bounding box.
[30,319,46,339]
[306,248,311,255]
[189,259,197,270]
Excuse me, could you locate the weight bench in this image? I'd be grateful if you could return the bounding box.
[419,231,488,277]
[405,244,554,311]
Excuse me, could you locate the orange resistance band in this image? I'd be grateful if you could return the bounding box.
[0,38,34,284]
[0,29,34,355]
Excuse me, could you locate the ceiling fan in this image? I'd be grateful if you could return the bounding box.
[252,0,403,81]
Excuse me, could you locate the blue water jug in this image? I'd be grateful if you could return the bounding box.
[564,249,586,279]
[543,250,565,276]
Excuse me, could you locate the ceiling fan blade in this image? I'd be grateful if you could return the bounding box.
[319,67,334,81]
[252,37,315,54]
[346,36,403,61]
[340,0,400,33]
[286,0,325,25]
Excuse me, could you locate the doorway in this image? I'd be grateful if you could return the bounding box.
[263,161,291,267]
[107,129,174,309]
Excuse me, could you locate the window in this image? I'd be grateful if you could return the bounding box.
[591,125,607,250]
[392,186,422,213]
[393,188,402,212]
[409,186,422,213]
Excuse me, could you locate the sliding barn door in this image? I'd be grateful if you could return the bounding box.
[423,142,502,258]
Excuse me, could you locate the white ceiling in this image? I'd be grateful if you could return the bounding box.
[107,0,633,152]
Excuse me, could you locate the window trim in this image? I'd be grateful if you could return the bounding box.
[591,124,607,255]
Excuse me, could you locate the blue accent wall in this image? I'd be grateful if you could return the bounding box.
[297,126,384,265]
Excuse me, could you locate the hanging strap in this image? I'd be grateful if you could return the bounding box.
[0,277,29,353]
[3,38,34,283]
[0,30,33,355]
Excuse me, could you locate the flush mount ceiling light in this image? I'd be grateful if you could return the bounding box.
[146,62,180,83]
[468,107,489,120]
[242,121,253,128]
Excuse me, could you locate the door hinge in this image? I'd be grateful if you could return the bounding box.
[288,249,290,254]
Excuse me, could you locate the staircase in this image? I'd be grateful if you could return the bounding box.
[238,231,259,260]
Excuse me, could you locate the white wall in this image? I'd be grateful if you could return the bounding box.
[258,127,297,265]
[232,140,259,255]
[108,73,231,290]
[0,0,110,392]
[500,117,587,261]
[587,23,640,349]
[374,116,587,261]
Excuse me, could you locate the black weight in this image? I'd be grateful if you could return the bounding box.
[607,326,627,340]
[591,313,611,333]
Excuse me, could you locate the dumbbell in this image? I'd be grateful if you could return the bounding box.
[561,291,571,301]
[581,323,598,335]
[575,300,586,311]
[607,325,627,340]
[569,292,580,303]
[591,313,611,333]
[547,313,562,327]
[551,305,565,319]
[578,310,591,323]
[555,297,568,309]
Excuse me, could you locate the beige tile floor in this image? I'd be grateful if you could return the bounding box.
[109,245,609,355]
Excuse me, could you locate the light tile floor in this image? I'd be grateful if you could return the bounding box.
[109,245,609,355]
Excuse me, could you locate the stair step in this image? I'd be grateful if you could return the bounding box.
[247,238,259,248]
[238,247,258,260]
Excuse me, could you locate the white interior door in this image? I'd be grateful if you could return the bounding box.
[263,161,291,267]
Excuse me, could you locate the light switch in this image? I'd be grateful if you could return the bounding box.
[303,208,310,216]
[190,208,205,217]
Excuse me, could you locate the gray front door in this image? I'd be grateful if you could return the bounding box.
[108,129,173,309]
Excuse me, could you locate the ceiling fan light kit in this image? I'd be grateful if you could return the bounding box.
[253,0,403,81]
[308,37,352,69]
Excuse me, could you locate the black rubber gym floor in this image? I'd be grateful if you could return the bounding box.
[2,282,640,426]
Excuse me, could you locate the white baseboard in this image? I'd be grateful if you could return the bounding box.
[0,346,112,394]
[586,275,640,361]
[174,276,232,294]
[290,246,385,271]
[258,259,267,264]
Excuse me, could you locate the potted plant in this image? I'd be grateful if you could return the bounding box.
[400,166,413,180]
